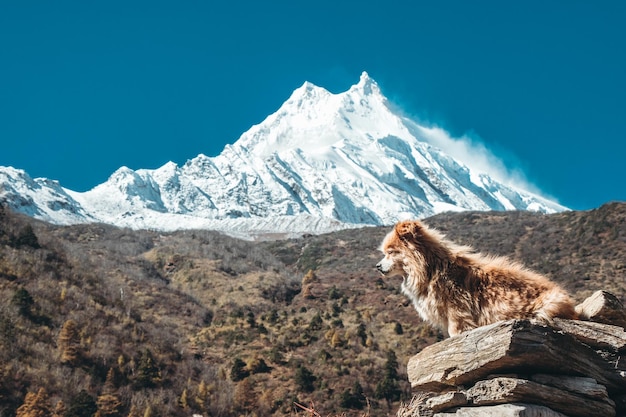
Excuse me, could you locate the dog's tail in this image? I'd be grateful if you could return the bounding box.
[535,288,578,322]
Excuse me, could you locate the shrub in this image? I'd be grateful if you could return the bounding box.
[295,365,316,393]
[12,288,34,318]
[308,312,323,331]
[247,357,270,374]
[230,358,249,382]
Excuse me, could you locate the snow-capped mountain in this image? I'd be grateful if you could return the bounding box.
[0,72,566,239]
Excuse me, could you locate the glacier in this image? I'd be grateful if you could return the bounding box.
[0,72,566,239]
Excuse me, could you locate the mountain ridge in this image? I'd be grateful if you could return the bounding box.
[0,72,566,238]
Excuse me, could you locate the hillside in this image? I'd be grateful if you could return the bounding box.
[0,202,625,417]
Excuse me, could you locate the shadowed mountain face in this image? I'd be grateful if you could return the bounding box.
[0,202,623,416]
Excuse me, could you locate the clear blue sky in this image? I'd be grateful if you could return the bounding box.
[1,1,624,210]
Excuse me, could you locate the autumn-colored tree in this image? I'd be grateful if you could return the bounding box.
[330,330,344,348]
[258,389,276,415]
[194,381,208,410]
[302,269,317,285]
[96,368,122,417]
[233,378,257,413]
[302,270,317,299]
[178,387,188,409]
[58,319,81,365]
[125,405,140,417]
[16,387,51,417]
[117,354,125,369]
[301,284,314,299]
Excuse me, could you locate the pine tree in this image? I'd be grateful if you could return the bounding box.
[374,350,401,402]
[384,349,399,380]
[308,312,323,331]
[230,357,249,382]
[135,349,161,388]
[12,288,34,318]
[97,368,122,417]
[16,388,51,417]
[58,319,81,365]
[66,390,97,417]
[15,224,40,249]
[245,310,256,327]
[357,322,368,346]
[340,381,366,409]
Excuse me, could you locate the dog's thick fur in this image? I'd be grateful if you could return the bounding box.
[376,220,577,337]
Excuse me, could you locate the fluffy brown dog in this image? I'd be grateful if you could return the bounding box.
[376,220,577,337]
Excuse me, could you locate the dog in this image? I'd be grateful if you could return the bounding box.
[376,220,577,337]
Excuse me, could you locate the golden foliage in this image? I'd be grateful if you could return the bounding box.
[57,319,81,365]
[97,368,122,417]
[16,388,51,417]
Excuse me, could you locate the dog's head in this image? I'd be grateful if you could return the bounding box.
[376,220,426,278]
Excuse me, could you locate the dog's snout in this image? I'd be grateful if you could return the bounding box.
[376,262,383,272]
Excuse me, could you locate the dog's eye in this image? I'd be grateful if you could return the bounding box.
[386,250,398,255]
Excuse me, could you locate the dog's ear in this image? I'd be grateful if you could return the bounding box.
[395,220,422,241]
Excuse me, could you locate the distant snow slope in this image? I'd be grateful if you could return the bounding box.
[0,72,566,239]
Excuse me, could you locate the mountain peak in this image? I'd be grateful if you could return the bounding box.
[353,71,379,95]
[288,80,331,104]
[1,72,567,239]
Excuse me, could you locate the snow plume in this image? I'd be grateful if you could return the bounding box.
[404,117,550,199]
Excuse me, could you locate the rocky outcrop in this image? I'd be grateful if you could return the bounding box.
[398,291,626,417]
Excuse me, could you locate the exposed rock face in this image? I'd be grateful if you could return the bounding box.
[399,291,626,417]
